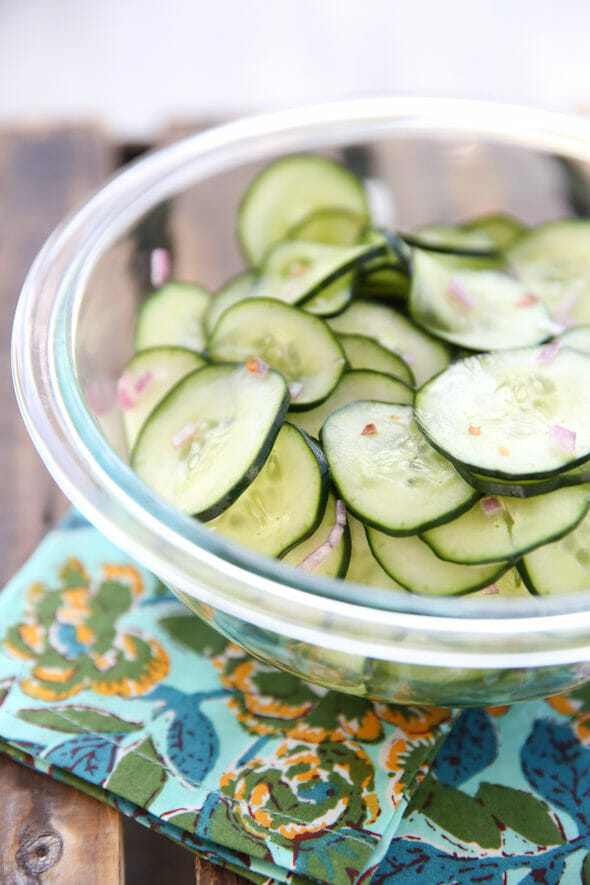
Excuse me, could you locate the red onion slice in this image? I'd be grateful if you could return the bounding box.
[170,422,198,448]
[297,500,347,572]
[481,496,502,514]
[447,276,476,308]
[550,424,576,452]
[537,340,560,364]
[150,248,171,288]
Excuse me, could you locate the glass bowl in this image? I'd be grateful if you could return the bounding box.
[13,96,590,707]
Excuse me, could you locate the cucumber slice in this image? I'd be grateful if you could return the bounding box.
[207,298,346,409]
[520,510,590,595]
[118,347,205,450]
[415,346,590,480]
[366,529,510,596]
[204,270,254,336]
[207,423,328,557]
[252,238,383,306]
[507,219,590,325]
[134,281,211,352]
[354,261,410,303]
[286,207,366,246]
[456,461,590,498]
[238,154,369,265]
[291,369,414,439]
[422,485,590,564]
[557,324,590,355]
[337,333,415,385]
[463,213,527,249]
[282,492,351,577]
[403,224,499,257]
[345,515,405,590]
[328,300,451,387]
[303,273,354,317]
[321,401,476,535]
[468,567,532,600]
[131,363,289,520]
[409,250,554,351]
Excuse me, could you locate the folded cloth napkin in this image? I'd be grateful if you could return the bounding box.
[2,514,590,884]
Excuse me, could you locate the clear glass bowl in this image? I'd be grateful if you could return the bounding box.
[13,97,590,707]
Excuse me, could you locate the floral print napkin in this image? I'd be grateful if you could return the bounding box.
[3,514,590,883]
[0,514,455,884]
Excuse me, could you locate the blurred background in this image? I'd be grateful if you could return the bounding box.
[1,0,589,141]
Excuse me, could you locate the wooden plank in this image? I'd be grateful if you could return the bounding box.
[0,755,123,884]
[0,126,125,882]
[194,855,251,885]
[0,127,117,584]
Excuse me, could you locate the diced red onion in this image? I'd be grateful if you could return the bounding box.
[289,381,304,401]
[170,422,198,448]
[447,276,476,308]
[401,352,415,366]
[550,424,576,452]
[86,377,116,415]
[134,370,154,394]
[297,500,347,572]
[116,372,136,410]
[537,340,560,364]
[482,583,500,595]
[516,293,537,307]
[481,496,502,514]
[150,248,171,287]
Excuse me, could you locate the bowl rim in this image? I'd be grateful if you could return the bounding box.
[13,95,590,669]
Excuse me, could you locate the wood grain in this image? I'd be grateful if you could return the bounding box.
[0,127,117,583]
[0,754,123,884]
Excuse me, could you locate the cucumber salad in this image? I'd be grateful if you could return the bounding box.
[115,153,590,598]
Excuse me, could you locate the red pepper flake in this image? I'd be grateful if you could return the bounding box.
[245,357,268,375]
[498,445,510,456]
[468,425,481,436]
[288,260,309,278]
[517,293,537,307]
[390,413,399,420]
[361,423,378,436]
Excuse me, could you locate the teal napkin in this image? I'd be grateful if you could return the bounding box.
[0,514,456,884]
[3,514,590,883]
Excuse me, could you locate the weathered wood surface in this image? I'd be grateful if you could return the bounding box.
[0,126,249,884]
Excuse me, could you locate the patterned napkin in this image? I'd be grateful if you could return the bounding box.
[2,514,590,883]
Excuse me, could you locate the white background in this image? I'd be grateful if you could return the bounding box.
[0,0,589,140]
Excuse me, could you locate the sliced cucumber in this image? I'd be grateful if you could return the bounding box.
[415,346,590,480]
[207,423,328,557]
[463,213,527,249]
[403,224,499,257]
[367,529,510,596]
[204,270,254,337]
[328,300,451,387]
[303,273,354,317]
[557,324,590,355]
[467,567,532,600]
[118,347,205,450]
[520,510,590,595]
[507,219,590,325]
[134,281,211,352]
[290,369,414,439]
[286,207,366,246]
[456,461,590,498]
[337,333,415,385]
[207,297,346,409]
[321,401,476,535]
[345,515,405,590]
[409,250,553,351]
[422,484,590,564]
[282,492,351,578]
[238,154,369,265]
[131,363,289,520]
[252,238,383,306]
